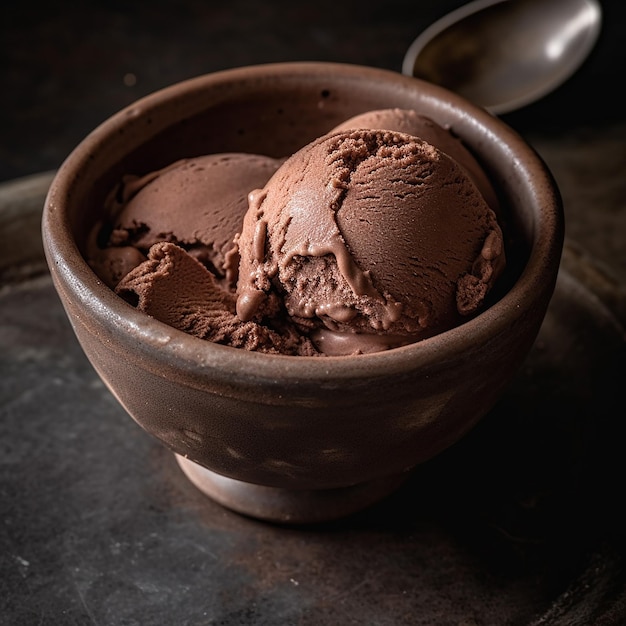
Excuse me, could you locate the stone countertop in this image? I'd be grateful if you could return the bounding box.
[1,2,625,624]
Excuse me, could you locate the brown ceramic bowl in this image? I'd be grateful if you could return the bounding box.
[42,62,564,524]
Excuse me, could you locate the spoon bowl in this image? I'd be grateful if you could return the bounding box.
[403,0,602,114]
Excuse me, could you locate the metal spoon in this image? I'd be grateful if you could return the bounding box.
[402,0,602,114]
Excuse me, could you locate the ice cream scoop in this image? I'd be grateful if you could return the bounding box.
[331,107,500,213]
[88,152,281,289]
[236,128,506,355]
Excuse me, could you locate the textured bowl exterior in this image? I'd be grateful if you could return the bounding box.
[42,62,564,491]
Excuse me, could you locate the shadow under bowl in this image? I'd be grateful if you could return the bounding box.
[42,62,564,523]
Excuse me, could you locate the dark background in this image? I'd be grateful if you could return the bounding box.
[1,0,625,183]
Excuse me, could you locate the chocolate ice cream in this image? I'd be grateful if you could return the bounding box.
[88,152,281,289]
[237,128,505,355]
[331,108,500,215]
[90,151,321,355]
[116,241,318,355]
[87,109,507,356]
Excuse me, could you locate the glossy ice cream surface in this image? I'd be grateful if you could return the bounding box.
[237,127,505,355]
[88,109,506,356]
[89,152,282,290]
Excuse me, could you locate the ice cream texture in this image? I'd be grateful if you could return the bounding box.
[89,152,282,290]
[87,108,507,356]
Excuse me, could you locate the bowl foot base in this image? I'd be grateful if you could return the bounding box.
[175,454,410,524]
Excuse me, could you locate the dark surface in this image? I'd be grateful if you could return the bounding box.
[1,189,625,624]
[1,1,626,624]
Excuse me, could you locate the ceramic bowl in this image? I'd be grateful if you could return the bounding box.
[42,62,564,523]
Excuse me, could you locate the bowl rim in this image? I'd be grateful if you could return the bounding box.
[42,61,564,384]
